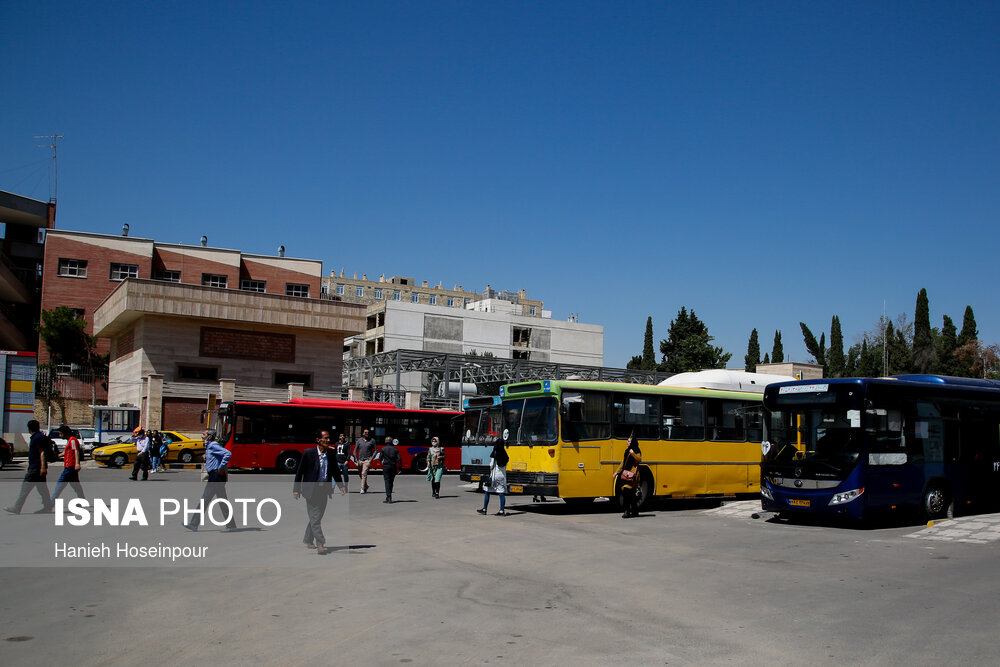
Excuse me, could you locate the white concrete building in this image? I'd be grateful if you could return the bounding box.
[345,298,604,392]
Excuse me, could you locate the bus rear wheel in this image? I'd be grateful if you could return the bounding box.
[923,484,952,520]
[411,453,428,474]
[635,472,653,509]
[276,452,300,474]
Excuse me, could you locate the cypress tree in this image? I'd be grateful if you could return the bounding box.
[799,322,825,367]
[745,329,760,372]
[771,330,784,363]
[641,316,656,370]
[912,288,936,373]
[827,316,845,378]
[958,305,978,346]
[762,353,770,364]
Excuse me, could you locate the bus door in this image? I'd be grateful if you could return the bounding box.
[863,406,922,512]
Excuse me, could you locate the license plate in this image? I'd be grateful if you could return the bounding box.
[509,485,523,494]
[471,475,481,481]
[789,498,811,507]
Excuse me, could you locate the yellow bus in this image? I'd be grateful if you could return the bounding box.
[498,373,789,508]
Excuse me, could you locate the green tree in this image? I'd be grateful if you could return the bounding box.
[771,330,784,363]
[745,328,760,372]
[912,288,936,373]
[37,306,96,367]
[762,353,770,364]
[885,320,912,375]
[799,322,825,367]
[956,306,979,376]
[958,306,978,347]
[827,316,845,378]
[626,355,643,370]
[641,316,656,370]
[659,307,732,373]
[936,315,959,376]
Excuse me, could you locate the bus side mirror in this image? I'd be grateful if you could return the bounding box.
[199,410,206,425]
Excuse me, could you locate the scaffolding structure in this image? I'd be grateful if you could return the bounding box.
[343,350,673,409]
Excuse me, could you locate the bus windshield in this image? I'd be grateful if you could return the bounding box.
[766,408,862,471]
[503,396,558,445]
[463,405,503,446]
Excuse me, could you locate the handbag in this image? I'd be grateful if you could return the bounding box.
[620,468,636,484]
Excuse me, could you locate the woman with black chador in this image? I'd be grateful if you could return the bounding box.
[614,433,642,518]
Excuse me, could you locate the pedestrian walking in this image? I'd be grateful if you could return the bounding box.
[354,429,376,494]
[380,437,401,503]
[333,432,351,491]
[477,441,509,516]
[129,427,151,481]
[51,424,85,502]
[615,433,642,519]
[149,430,164,472]
[293,429,346,555]
[183,428,236,532]
[4,419,54,514]
[425,436,445,498]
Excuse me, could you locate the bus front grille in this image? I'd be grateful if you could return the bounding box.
[506,472,558,485]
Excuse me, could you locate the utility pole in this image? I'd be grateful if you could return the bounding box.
[35,134,64,202]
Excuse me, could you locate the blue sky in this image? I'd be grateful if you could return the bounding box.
[3,1,998,368]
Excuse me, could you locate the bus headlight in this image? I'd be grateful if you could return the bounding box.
[760,486,773,501]
[828,488,864,505]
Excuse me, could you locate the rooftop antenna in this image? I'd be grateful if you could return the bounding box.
[35,134,64,202]
[882,300,888,376]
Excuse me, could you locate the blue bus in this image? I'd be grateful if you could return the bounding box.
[760,375,1000,522]
[460,396,503,488]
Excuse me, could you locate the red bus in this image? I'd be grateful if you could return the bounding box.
[216,398,462,473]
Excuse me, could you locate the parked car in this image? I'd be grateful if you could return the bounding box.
[47,428,82,458]
[92,430,205,468]
[0,437,12,469]
[77,428,100,457]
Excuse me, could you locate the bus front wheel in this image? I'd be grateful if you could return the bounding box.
[276,452,300,474]
[411,453,428,474]
[923,484,952,521]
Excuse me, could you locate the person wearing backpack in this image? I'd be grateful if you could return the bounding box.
[4,419,55,514]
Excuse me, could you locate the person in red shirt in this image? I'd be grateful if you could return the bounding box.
[52,424,85,502]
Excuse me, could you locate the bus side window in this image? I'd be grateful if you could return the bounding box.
[663,397,704,440]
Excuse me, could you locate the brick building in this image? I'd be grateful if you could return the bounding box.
[40,229,364,429]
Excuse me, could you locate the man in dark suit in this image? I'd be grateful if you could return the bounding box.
[293,429,346,555]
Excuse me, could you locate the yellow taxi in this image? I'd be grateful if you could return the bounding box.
[92,430,205,468]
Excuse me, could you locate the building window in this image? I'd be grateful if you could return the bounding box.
[336,284,344,295]
[429,295,437,305]
[411,294,420,303]
[176,365,220,381]
[373,288,383,299]
[355,286,364,297]
[57,258,87,278]
[393,290,401,301]
[154,269,180,283]
[274,371,312,389]
[529,306,536,316]
[202,273,228,289]
[447,297,454,307]
[110,263,138,281]
[69,308,85,319]
[285,283,309,297]
[241,279,266,292]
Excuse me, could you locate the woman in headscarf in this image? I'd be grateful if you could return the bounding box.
[476,441,509,516]
[614,433,642,518]
[426,436,446,498]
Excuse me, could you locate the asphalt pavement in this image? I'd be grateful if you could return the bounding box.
[1,460,998,665]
